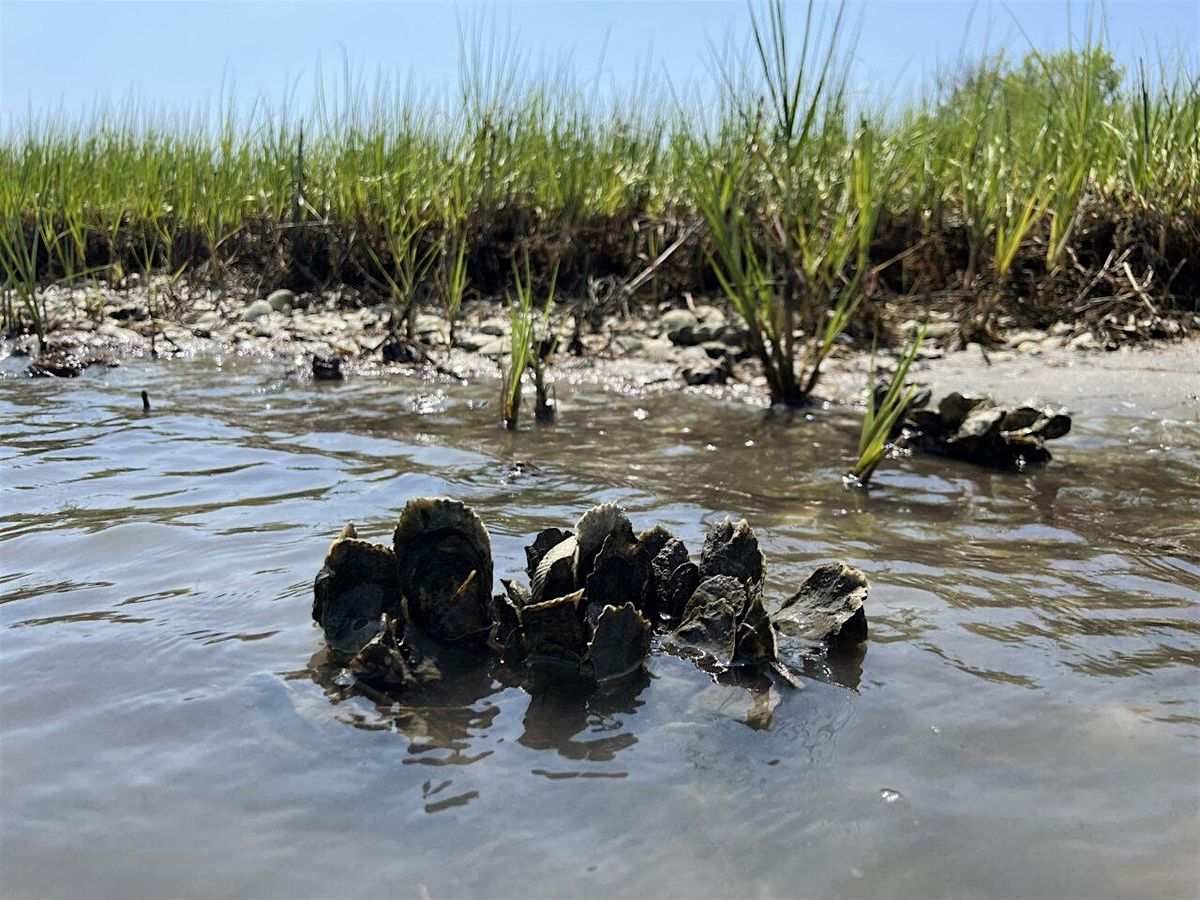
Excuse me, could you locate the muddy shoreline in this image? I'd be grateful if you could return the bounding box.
[5,279,1198,413]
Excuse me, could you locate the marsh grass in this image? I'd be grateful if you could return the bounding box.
[847,322,927,486]
[0,4,1196,351]
[501,254,557,430]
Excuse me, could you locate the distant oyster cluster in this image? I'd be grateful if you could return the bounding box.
[900,392,1072,469]
[312,497,870,694]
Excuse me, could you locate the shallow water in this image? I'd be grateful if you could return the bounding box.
[2,350,1198,899]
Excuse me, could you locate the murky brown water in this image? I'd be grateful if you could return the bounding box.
[2,349,1198,899]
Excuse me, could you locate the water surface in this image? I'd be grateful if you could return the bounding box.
[2,351,1198,898]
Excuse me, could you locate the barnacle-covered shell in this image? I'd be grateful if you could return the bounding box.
[939,392,992,428]
[521,589,589,671]
[773,563,869,649]
[586,603,652,683]
[393,498,493,645]
[313,528,402,656]
[699,517,765,589]
[669,574,747,668]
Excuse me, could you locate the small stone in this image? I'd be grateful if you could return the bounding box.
[660,309,700,341]
[613,334,646,355]
[1006,329,1046,348]
[242,299,272,322]
[267,289,296,312]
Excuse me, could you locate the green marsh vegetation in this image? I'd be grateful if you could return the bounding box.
[1,2,1197,400]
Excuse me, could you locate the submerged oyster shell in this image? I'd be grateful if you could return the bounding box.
[521,589,589,671]
[393,498,493,645]
[313,528,402,656]
[773,563,869,649]
[586,603,652,683]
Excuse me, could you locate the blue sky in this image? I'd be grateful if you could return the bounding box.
[2,1,1197,124]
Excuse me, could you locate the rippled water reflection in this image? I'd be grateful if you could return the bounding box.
[2,352,1197,898]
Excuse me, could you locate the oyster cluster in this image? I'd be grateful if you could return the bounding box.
[312,498,870,694]
[899,392,1071,469]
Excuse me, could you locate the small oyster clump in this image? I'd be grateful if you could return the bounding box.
[901,392,1071,469]
[310,499,872,697]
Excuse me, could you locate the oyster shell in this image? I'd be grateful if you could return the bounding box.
[393,498,493,645]
[575,502,635,582]
[348,613,441,694]
[487,581,527,663]
[660,560,701,621]
[530,534,578,605]
[586,603,652,683]
[733,585,777,666]
[312,526,402,656]
[525,527,571,580]
[650,538,690,616]
[583,529,651,620]
[773,563,869,650]
[699,517,765,589]
[521,589,589,671]
[669,574,747,668]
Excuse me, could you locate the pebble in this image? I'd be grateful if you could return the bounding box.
[242,299,272,322]
[267,289,296,312]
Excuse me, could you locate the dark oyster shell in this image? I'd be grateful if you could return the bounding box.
[487,581,526,663]
[669,574,747,668]
[349,613,441,694]
[312,526,402,656]
[583,529,651,620]
[699,517,765,589]
[393,498,493,645]
[530,534,577,605]
[650,538,690,616]
[525,527,571,580]
[773,563,869,650]
[521,589,589,671]
[660,560,701,621]
[586,603,652,683]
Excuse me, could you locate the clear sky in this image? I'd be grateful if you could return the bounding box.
[2,1,1197,125]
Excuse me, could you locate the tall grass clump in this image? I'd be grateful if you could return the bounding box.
[501,254,557,430]
[846,322,926,487]
[0,6,1196,347]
